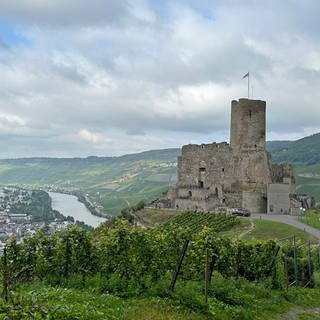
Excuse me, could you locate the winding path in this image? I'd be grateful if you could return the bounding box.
[251,213,320,239]
[273,307,320,320]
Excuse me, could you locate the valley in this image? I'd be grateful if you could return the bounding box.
[0,133,319,217]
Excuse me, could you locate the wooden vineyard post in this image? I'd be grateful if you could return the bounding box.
[236,246,241,277]
[307,241,312,287]
[284,257,289,290]
[204,248,209,307]
[293,235,298,286]
[268,245,280,272]
[169,239,189,293]
[208,254,215,284]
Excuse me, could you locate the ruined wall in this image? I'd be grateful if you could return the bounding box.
[291,194,315,210]
[177,142,231,190]
[157,98,297,214]
[177,143,273,194]
[224,191,242,208]
[243,191,267,213]
[174,197,220,211]
[272,163,296,193]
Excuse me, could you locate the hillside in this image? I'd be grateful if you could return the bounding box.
[0,149,180,216]
[268,133,320,164]
[266,140,291,152]
[0,132,320,216]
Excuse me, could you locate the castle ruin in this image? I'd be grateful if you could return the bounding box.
[160,98,303,214]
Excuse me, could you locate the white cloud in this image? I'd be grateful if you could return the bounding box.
[0,113,27,135]
[78,129,105,144]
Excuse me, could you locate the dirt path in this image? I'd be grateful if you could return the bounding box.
[238,219,255,239]
[131,212,148,228]
[273,307,320,319]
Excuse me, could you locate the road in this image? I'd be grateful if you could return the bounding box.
[251,213,320,239]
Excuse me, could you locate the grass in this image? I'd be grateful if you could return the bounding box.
[300,210,320,230]
[136,209,318,242]
[3,274,320,320]
[135,208,180,226]
[0,281,211,320]
[243,219,318,242]
[206,273,320,320]
[297,313,320,320]
[124,298,208,320]
[219,216,253,239]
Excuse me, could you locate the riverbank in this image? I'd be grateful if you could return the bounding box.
[74,193,108,219]
[44,188,109,219]
[49,192,106,228]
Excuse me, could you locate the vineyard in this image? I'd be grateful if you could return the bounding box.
[162,211,239,234]
[299,209,320,230]
[1,216,320,319]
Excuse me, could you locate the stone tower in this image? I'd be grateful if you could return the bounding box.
[230,99,266,151]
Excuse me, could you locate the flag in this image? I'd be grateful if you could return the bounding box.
[242,72,249,79]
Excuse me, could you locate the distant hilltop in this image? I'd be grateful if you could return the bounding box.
[0,132,319,164]
[267,132,320,165]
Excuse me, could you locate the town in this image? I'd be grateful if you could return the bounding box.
[0,186,72,255]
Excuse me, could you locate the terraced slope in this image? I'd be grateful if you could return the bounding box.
[161,211,239,234]
[0,149,180,216]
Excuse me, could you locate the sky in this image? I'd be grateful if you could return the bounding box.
[0,0,319,158]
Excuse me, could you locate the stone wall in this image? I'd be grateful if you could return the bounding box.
[177,144,274,194]
[243,191,267,213]
[272,163,296,192]
[267,184,291,214]
[177,142,231,189]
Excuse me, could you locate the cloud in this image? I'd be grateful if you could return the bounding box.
[0,113,27,137]
[0,0,130,26]
[126,129,146,136]
[0,0,319,158]
[0,112,25,126]
[78,129,104,144]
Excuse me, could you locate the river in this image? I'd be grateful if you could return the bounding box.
[49,192,106,228]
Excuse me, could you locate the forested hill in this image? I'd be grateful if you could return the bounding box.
[267,133,320,164]
[265,140,291,152]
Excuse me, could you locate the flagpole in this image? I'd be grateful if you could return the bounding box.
[247,73,250,99]
[242,72,250,98]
